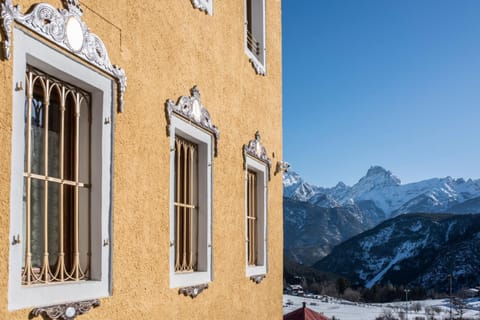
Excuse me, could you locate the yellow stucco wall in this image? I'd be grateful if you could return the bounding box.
[0,0,282,319]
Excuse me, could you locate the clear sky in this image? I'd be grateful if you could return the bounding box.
[282,0,480,187]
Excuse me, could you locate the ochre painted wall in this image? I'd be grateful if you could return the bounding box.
[0,0,283,319]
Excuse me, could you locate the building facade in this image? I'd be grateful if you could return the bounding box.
[0,0,283,319]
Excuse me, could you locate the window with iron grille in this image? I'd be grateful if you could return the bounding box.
[167,101,215,289]
[245,157,267,278]
[245,0,266,75]
[22,66,92,285]
[242,131,270,281]
[8,28,114,311]
[174,136,198,272]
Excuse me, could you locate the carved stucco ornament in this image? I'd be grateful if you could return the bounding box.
[0,0,127,112]
[31,299,100,320]
[178,283,209,298]
[250,57,266,76]
[243,131,272,180]
[250,274,266,284]
[166,86,220,156]
[190,0,212,15]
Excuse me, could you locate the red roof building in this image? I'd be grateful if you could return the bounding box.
[284,302,329,320]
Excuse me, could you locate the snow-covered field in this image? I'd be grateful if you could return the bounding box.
[283,294,480,320]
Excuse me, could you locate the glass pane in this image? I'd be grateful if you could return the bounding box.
[48,85,62,178]
[63,184,75,269]
[30,80,45,175]
[30,178,44,269]
[78,186,90,276]
[63,93,76,182]
[78,97,90,184]
[47,182,60,267]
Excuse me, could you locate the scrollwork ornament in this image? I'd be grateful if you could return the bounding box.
[190,0,212,15]
[178,283,208,298]
[0,0,17,59]
[243,131,272,180]
[0,0,127,112]
[250,58,266,76]
[250,274,266,284]
[166,85,220,156]
[31,299,100,320]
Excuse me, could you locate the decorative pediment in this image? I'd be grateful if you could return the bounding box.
[166,86,220,156]
[0,0,127,112]
[190,0,212,15]
[31,299,100,320]
[243,131,272,180]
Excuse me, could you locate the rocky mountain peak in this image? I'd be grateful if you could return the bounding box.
[361,166,401,187]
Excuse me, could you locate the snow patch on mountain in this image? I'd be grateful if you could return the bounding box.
[283,167,480,219]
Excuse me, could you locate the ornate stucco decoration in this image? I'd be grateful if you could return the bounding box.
[250,58,266,76]
[250,274,266,284]
[166,85,220,156]
[31,299,100,320]
[179,283,208,298]
[190,0,212,15]
[243,131,272,180]
[0,0,127,112]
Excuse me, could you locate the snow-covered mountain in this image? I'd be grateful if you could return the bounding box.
[313,213,480,291]
[284,166,480,217]
[283,167,480,266]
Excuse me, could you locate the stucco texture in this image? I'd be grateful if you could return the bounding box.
[0,0,283,319]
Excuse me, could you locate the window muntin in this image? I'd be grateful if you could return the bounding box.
[245,0,266,75]
[174,136,198,273]
[22,66,91,285]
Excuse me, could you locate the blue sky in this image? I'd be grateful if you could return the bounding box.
[282,0,480,187]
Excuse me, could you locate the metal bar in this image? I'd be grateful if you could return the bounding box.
[42,78,50,282]
[175,139,180,271]
[25,70,33,284]
[58,85,66,281]
[174,202,197,209]
[22,173,88,187]
[73,92,80,280]
[182,143,187,270]
[189,145,194,270]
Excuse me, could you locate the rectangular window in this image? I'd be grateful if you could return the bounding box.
[174,136,198,273]
[168,114,213,289]
[9,28,113,310]
[245,0,266,74]
[245,157,267,278]
[22,66,91,285]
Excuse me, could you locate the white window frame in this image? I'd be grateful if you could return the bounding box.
[168,114,213,288]
[8,28,113,311]
[245,156,268,277]
[191,0,213,15]
[244,0,267,75]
